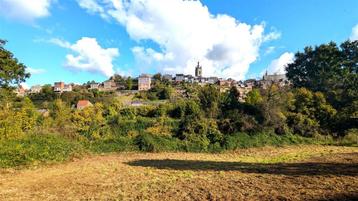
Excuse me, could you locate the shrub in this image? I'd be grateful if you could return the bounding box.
[182,134,210,152]
[134,133,182,152]
[0,134,84,168]
[85,136,138,153]
[111,117,157,136]
[341,129,358,146]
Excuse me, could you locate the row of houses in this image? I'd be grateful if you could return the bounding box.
[15,62,288,101]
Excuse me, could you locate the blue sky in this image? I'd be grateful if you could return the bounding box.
[0,0,357,87]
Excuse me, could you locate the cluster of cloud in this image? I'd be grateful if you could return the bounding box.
[4,0,357,80]
[350,24,358,41]
[50,37,119,77]
[0,0,53,22]
[76,0,281,80]
[266,52,294,75]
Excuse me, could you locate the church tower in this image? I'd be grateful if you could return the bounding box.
[195,61,202,77]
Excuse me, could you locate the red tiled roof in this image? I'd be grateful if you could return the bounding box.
[77,100,92,108]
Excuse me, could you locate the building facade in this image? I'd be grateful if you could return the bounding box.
[102,80,117,91]
[138,74,152,91]
[54,82,64,92]
[29,85,42,94]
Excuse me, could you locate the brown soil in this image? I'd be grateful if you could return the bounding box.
[0,145,357,201]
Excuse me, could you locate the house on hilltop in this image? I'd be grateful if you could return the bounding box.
[54,82,64,93]
[138,74,152,91]
[102,80,117,91]
[29,85,42,94]
[260,71,289,89]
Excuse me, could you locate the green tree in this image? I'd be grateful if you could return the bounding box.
[153,73,162,82]
[286,40,358,134]
[0,40,30,89]
[72,103,107,140]
[245,89,263,105]
[221,86,241,111]
[198,85,220,118]
[126,77,133,90]
[286,88,336,136]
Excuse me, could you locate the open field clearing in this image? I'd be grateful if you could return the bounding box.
[0,145,357,201]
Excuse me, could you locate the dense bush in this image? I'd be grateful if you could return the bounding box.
[85,136,138,153]
[134,133,182,152]
[0,134,84,168]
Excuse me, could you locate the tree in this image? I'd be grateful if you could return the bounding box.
[286,40,358,134]
[72,103,107,140]
[0,40,30,89]
[221,86,241,111]
[153,73,162,82]
[245,89,263,105]
[286,42,342,93]
[198,85,220,118]
[126,77,133,90]
[286,88,336,136]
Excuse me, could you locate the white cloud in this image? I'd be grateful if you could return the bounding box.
[264,46,276,55]
[0,0,53,22]
[266,52,294,74]
[51,37,119,77]
[350,24,358,41]
[27,67,46,75]
[76,0,109,19]
[77,0,280,80]
[48,38,71,48]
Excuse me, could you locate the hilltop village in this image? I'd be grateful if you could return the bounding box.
[16,62,289,107]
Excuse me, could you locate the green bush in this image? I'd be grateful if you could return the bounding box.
[0,134,84,168]
[85,136,138,153]
[134,133,182,152]
[111,117,157,135]
[341,129,358,146]
[182,134,210,152]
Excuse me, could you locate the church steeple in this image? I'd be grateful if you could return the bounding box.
[195,61,202,77]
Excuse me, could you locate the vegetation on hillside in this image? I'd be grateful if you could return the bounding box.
[0,39,357,167]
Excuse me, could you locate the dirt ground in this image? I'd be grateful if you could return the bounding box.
[0,145,357,201]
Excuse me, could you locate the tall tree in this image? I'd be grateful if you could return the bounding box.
[198,85,220,118]
[286,40,358,134]
[0,40,30,89]
[126,77,133,90]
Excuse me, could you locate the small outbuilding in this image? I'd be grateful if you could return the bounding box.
[77,100,93,110]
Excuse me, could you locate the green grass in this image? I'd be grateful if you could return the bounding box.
[223,132,316,151]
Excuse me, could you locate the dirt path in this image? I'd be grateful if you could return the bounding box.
[0,145,357,201]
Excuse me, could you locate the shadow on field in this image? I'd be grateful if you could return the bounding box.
[126,153,358,176]
[312,193,358,201]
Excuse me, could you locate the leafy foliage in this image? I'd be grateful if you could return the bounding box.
[0,40,30,89]
[0,134,83,168]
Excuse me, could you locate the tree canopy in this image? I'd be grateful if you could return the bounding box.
[0,40,30,89]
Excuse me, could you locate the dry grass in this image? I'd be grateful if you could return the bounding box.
[0,145,357,201]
